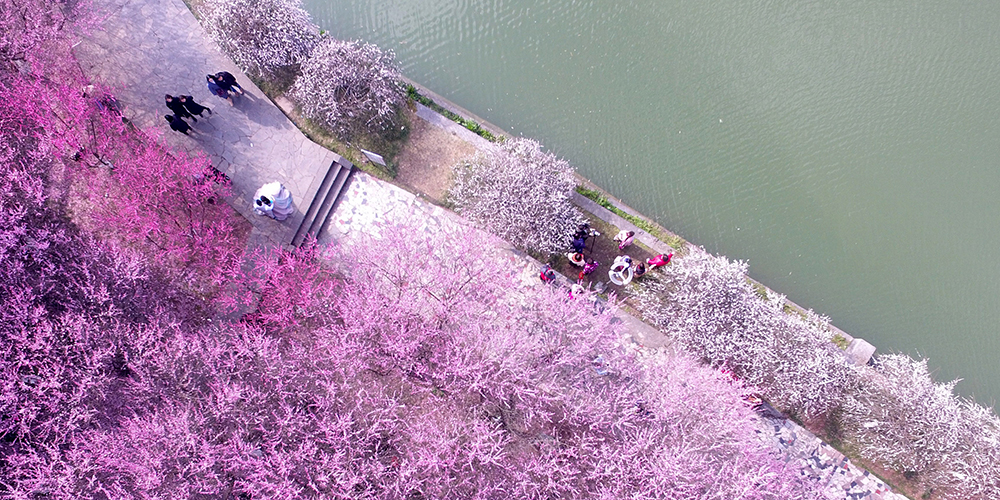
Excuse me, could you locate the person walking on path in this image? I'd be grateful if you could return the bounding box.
[179,95,212,118]
[164,114,192,135]
[165,94,196,122]
[215,71,245,96]
[206,74,233,106]
[613,230,635,251]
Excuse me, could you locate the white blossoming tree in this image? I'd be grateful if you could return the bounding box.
[627,250,856,418]
[291,38,405,138]
[629,251,1000,499]
[448,137,586,255]
[200,0,318,80]
[838,354,1000,499]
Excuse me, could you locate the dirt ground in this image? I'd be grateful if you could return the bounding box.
[394,108,478,203]
[552,214,659,292]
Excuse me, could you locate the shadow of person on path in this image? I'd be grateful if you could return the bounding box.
[236,92,292,130]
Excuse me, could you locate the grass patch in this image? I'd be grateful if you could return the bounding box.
[581,214,619,247]
[287,111,401,181]
[782,302,809,320]
[575,186,686,251]
[749,279,769,301]
[832,333,850,350]
[406,85,500,143]
[180,0,205,19]
[284,97,410,180]
[251,64,299,96]
[346,108,411,177]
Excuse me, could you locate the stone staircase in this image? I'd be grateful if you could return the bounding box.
[291,158,356,247]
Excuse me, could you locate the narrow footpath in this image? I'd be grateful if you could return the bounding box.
[74,0,338,246]
[73,0,907,498]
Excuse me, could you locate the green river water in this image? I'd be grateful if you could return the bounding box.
[304,0,1000,406]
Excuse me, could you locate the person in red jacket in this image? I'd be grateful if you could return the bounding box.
[646,252,673,268]
[539,264,556,283]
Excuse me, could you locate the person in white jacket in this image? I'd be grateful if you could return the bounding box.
[252,182,294,221]
[613,230,635,251]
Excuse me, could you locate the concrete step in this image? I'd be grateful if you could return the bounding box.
[291,160,339,247]
[290,159,356,247]
[315,164,356,241]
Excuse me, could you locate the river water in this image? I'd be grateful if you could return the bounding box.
[304,0,1000,406]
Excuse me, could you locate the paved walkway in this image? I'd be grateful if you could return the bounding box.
[321,171,674,351]
[755,413,907,500]
[74,0,339,246]
[73,1,907,498]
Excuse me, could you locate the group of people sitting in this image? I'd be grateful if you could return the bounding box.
[550,223,673,286]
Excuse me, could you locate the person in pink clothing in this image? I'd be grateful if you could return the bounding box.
[646,252,673,268]
[613,230,635,251]
[578,260,599,282]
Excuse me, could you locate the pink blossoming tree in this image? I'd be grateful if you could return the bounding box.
[5,1,997,497]
[2,198,817,498]
[0,0,92,75]
[66,97,245,293]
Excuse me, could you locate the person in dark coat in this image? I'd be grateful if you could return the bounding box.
[207,74,233,106]
[179,95,212,118]
[539,264,556,283]
[633,262,647,278]
[164,114,192,135]
[165,94,195,122]
[215,71,245,95]
[577,260,599,282]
